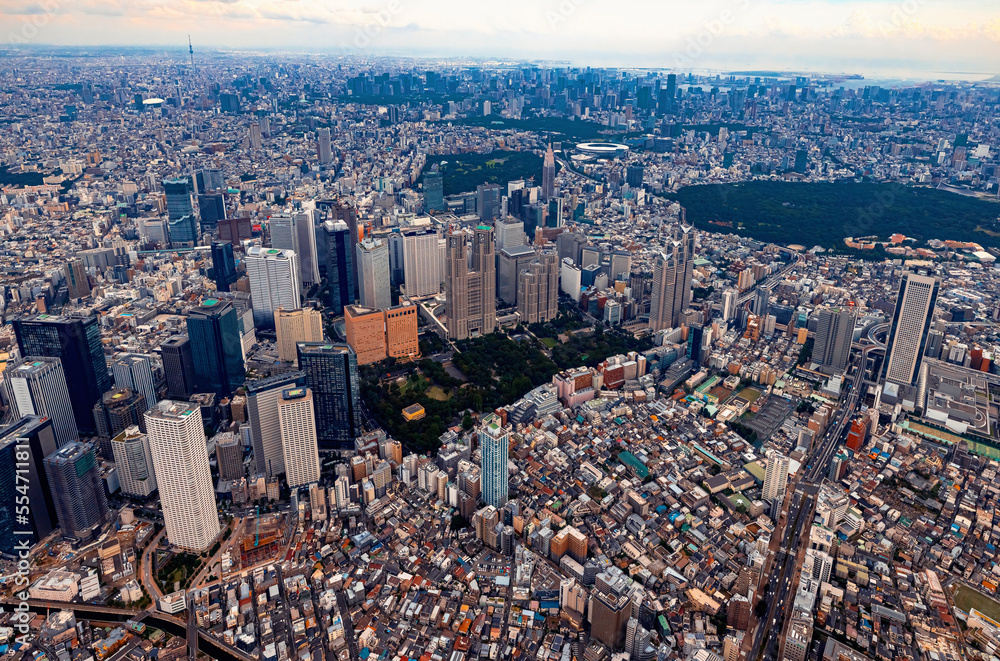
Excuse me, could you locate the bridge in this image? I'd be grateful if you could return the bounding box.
[8,600,254,661]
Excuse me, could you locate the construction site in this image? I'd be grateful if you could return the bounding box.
[236,511,290,569]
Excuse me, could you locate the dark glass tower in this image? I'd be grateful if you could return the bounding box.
[164,176,197,245]
[186,299,245,397]
[0,416,59,554]
[424,171,444,213]
[12,315,111,435]
[296,342,361,449]
[211,242,239,293]
[323,220,355,315]
[198,193,227,233]
[43,440,110,541]
[161,335,196,399]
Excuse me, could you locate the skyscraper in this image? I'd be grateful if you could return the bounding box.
[322,220,355,315]
[495,218,526,251]
[44,441,110,541]
[542,143,556,200]
[0,416,59,550]
[479,413,509,508]
[245,246,302,329]
[476,184,502,222]
[197,192,226,233]
[445,227,496,340]
[424,170,444,213]
[111,426,157,498]
[163,177,197,246]
[64,259,91,299]
[211,242,239,293]
[814,307,856,375]
[753,286,771,318]
[763,451,790,511]
[317,127,333,164]
[271,212,320,285]
[498,245,536,306]
[111,353,158,410]
[160,335,196,399]
[278,387,320,488]
[12,315,111,435]
[625,165,644,189]
[145,401,220,551]
[93,388,147,458]
[215,432,244,481]
[186,299,245,397]
[275,307,324,364]
[296,343,361,449]
[648,224,694,331]
[356,237,391,310]
[883,272,941,385]
[246,371,305,477]
[402,228,443,298]
[4,357,78,447]
[517,251,560,324]
[721,288,739,322]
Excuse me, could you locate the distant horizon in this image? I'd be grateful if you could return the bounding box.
[4,43,998,88]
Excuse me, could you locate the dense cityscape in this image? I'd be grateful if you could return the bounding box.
[0,40,999,661]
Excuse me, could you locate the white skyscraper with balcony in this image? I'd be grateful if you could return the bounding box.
[145,400,220,551]
[278,387,320,488]
[246,246,302,329]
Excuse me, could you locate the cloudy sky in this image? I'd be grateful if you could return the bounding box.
[3,0,999,78]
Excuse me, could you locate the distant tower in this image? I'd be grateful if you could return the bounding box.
[542,143,556,200]
[188,35,195,73]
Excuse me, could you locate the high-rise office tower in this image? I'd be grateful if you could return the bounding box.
[609,250,632,282]
[296,343,361,449]
[721,288,739,322]
[44,441,110,541]
[278,387,320,488]
[687,323,706,365]
[215,432,244,481]
[763,451,790,507]
[495,218,526,251]
[625,617,652,659]
[246,371,305,477]
[589,587,631,650]
[445,227,496,340]
[325,203,361,298]
[186,299,245,397]
[625,165,644,189]
[249,122,262,149]
[64,259,91,299]
[12,315,110,436]
[387,232,405,285]
[211,242,239,293]
[111,426,157,498]
[344,305,387,365]
[424,170,444,213]
[814,307,856,374]
[197,192,226,233]
[517,251,560,324]
[317,127,333,164]
[883,272,941,385]
[385,304,419,361]
[4,357,78,447]
[648,224,694,331]
[93,388,147,457]
[402,228,443,298]
[275,307,324,364]
[163,177,197,246]
[245,246,301,329]
[111,353,158,410]
[476,184,502,222]
[322,220,355,315]
[479,413,509,508]
[271,212,320,285]
[0,416,59,549]
[542,143,556,200]
[356,238,391,310]
[160,335,196,399]
[753,286,771,318]
[498,245,536,307]
[556,231,587,266]
[145,401,220,551]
